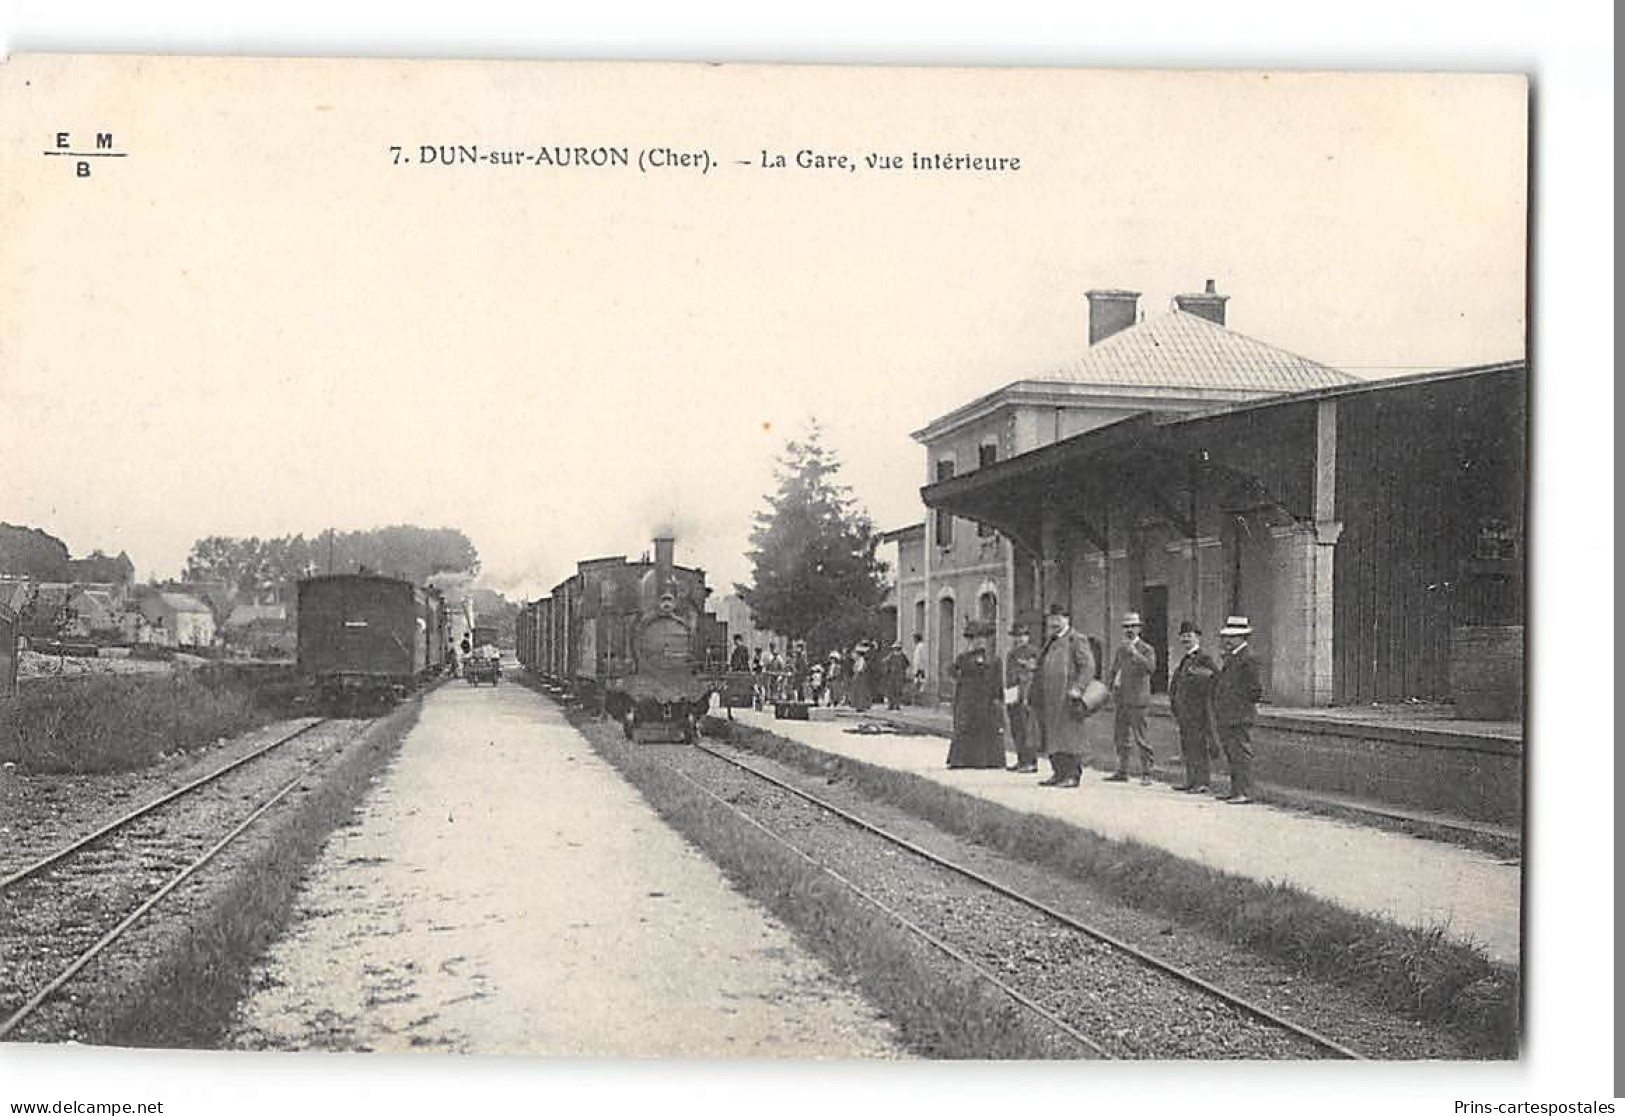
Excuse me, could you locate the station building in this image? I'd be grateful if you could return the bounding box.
[898,282,1525,717]
[920,357,1526,718]
[898,281,1356,701]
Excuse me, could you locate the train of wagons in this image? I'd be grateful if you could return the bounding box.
[514,535,729,743]
[296,573,450,711]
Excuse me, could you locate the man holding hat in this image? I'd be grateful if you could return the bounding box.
[1029,603,1096,787]
[1168,621,1221,792]
[1002,620,1040,773]
[1106,611,1158,784]
[1213,616,1265,804]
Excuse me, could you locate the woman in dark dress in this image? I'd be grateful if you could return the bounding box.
[946,620,1006,769]
[850,642,874,711]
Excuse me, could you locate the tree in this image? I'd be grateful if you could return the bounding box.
[0,523,71,580]
[737,423,889,657]
[182,526,480,600]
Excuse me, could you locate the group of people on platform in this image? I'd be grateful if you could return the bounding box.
[726,634,917,713]
[946,604,1264,803]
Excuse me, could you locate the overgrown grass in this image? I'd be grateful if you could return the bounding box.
[93,698,423,1048]
[545,696,1081,1059]
[714,718,1520,1057]
[0,672,287,775]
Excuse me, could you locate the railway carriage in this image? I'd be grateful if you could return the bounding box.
[297,573,435,710]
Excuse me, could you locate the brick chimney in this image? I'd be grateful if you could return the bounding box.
[1086,289,1140,345]
[1174,279,1229,326]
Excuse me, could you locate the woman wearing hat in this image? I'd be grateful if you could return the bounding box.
[850,641,874,712]
[946,619,1005,769]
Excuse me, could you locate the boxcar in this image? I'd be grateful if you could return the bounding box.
[424,587,448,677]
[297,574,427,709]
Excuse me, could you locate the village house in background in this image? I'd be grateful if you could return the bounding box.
[711,593,774,656]
[135,590,217,649]
[223,602,295,658]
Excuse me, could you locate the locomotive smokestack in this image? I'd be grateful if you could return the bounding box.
[653,536,675,585]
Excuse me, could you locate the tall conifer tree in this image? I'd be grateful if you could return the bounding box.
[737,423,888,655]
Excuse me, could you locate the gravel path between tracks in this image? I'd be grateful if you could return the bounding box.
[658,740,1476,1060]
[226,683,904,1057]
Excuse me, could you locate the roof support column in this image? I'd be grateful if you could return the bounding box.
[1038,501,1058,615]
[1311,399,1343,705]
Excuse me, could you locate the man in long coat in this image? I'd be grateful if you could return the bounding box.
[1213,615,1265,804]
[1029,603,1096,788]
[1167,620,1220,792]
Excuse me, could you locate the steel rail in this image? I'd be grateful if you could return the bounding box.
[693,740,1365,1061]
[654,758,1108,1059]
[0,764,315,1039]
[1,719,329,893]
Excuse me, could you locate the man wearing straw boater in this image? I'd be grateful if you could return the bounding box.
[1106,611,1158,784]
[1213,615,1265,805]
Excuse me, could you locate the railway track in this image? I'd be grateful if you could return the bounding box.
[0,717,366,1041]
[666,738,1365,1061]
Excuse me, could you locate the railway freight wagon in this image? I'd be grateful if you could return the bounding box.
[515,601,536,673]
[297,573,430,710]
[424,587,448,677]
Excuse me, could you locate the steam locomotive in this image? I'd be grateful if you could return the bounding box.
[515,536,728,742]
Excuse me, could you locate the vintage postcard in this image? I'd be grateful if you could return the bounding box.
[0,54,1528,1078]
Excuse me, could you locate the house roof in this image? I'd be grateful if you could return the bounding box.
[1038,310,1358,393]
[157,592,213,614]
[227,603,289,626]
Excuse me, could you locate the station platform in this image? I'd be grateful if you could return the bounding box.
[789,698,1524,846]
[726,706,1522,967]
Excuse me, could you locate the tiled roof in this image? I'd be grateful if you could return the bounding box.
[227,604,288,626]
[158,592,212,614]
[1038,310,1358,393]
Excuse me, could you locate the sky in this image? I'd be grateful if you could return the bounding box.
[0,61,1527,600]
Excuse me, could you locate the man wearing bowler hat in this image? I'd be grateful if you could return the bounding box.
[1168,620,1221,792]
[1213,616,1265,804]
[1002,621,1040,773]
[1030,603,1096,787]
[1106,611,1158,784]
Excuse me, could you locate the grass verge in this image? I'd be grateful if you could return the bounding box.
[0,672,287,774]
[81,697,424,1048]
[536,689,1081,1059]
[710,717,1519,1058]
